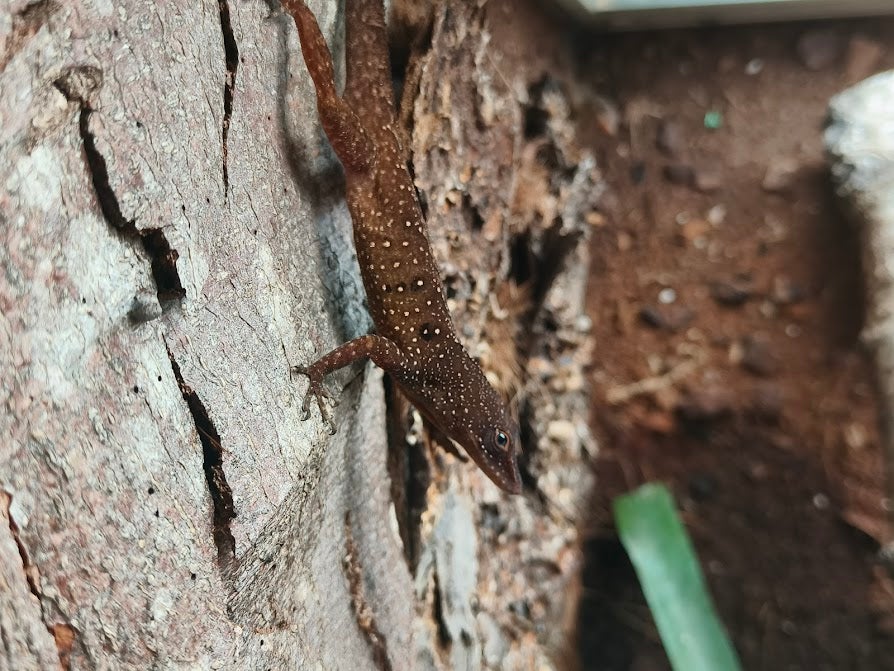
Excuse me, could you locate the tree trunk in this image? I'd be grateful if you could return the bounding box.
[1,0,600,668]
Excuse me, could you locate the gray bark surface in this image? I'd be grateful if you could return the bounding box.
[1,0,599,668]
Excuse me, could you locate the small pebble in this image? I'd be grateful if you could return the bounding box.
[770,275,805,304]
[762,157,800,193]
[706,204,727,226]
[663,163,695,185]
[843,422,868,450]
[744,58,764,75]
[676,387,734,421]
[693,166,722,193]
[658,287,677,304]
[797,29,843,71]
[741,335,778,376]
[710,277,753,306]
[640,409,675,434]
[678,218,711,245]
[656,119,685,156]
[749,382,783,421]
[812,493,830,510]
[638,304,694,332]
[585,211,607,227]
[760,300,778,318]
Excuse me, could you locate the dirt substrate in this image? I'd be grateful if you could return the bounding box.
[574,17,894,671]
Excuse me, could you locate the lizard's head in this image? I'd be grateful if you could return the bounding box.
[469,415,522,494]
[408,349,523,494]
[455,386,522,495]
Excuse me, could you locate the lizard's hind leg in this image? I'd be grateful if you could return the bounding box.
[282,0,373,173]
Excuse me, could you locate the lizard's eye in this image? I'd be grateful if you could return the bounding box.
[494,429,510,450]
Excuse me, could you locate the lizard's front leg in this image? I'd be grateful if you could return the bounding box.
[293,334,409,433]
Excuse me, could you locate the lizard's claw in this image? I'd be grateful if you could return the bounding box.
[292,365,337,434]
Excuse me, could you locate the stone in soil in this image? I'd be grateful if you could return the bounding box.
[638,304,694,332]
[711,277,753,306]
[762,157,800,193]
[657,118,685,156]
[676,386,735,421]
[741,335,779,377]
[693,165,722,193]
[663,163,694,185]
[749,381,784,421]
[678,218,711,246]
[770,275,806,305]
[797,29,844,71]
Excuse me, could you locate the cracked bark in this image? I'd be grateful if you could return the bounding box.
[1,0,598,668]
[166,344,237,567]
[53,65,185,303]
[344,512,394,671]
[217,0,239,198]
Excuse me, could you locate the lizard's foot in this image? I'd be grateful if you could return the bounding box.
[291,365,336,434]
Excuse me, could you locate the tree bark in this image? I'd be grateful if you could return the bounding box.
[1,0,600,668]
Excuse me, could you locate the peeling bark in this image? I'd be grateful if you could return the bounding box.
[400,4,599,668]
[1,0,600,668]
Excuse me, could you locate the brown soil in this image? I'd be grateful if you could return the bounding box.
[574,17,894,671]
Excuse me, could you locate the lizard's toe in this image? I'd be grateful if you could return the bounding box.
[296,373,338,434]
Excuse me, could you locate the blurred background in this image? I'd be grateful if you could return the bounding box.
[556,1,894,669]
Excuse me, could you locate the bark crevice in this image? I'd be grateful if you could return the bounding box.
[344,512,393,671]
[54,68,186,303]
[166,345,237,567]
[5,492,41,601]
[217,0,239,199]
